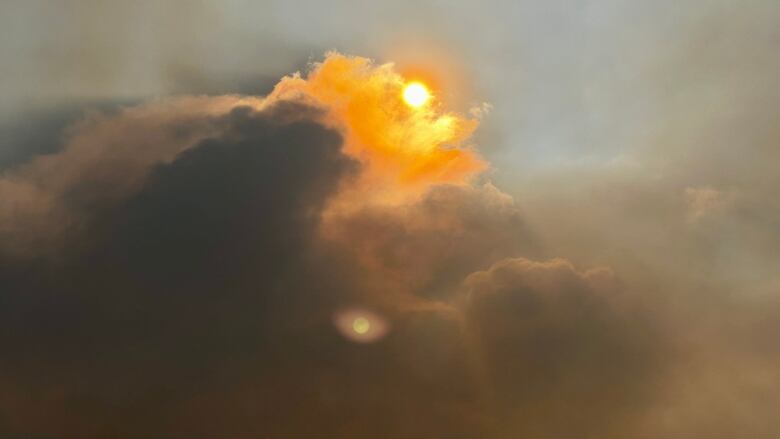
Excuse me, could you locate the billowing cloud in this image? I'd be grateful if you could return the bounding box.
[0,50,776,438]
[0,95,265,257]
[461,258,665,438]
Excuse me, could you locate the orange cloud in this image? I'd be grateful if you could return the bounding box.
[269,52,486,207]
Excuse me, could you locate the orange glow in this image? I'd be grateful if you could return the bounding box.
[268,53,486,206]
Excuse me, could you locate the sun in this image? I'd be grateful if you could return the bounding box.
[403,82,430,108]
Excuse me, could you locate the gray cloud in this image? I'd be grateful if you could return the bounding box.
[0,97,358,437]
[2,0,779,437]
[0,92,671,438]
[460,257,666,438]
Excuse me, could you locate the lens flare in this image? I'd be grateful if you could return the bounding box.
[352,317,370,334]
[403,82,430,107]
[334,308,389,343]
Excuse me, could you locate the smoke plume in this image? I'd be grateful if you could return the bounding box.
[0,52,772,438]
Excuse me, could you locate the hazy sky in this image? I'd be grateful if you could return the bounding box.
[1,1,779,438]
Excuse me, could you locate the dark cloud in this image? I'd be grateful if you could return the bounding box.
[0,95,670,438]
[0,100,359,437]
[2,1,778,431]
[461,258,665,438]
[324,182,539,302]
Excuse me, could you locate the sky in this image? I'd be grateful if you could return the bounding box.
[1,1,779,438]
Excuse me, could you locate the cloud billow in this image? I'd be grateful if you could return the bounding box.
[0,54,671,438]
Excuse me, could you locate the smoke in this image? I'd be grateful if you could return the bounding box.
[0,52,774,438]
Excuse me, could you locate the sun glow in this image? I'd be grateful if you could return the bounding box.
[269,53,485,202]
[403,82,431,107]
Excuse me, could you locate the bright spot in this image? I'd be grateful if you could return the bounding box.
[403,82,430,108]
[334,308,389,343]
[352,317,370,334]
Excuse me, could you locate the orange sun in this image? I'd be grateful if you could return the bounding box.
[403,82,430,107]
